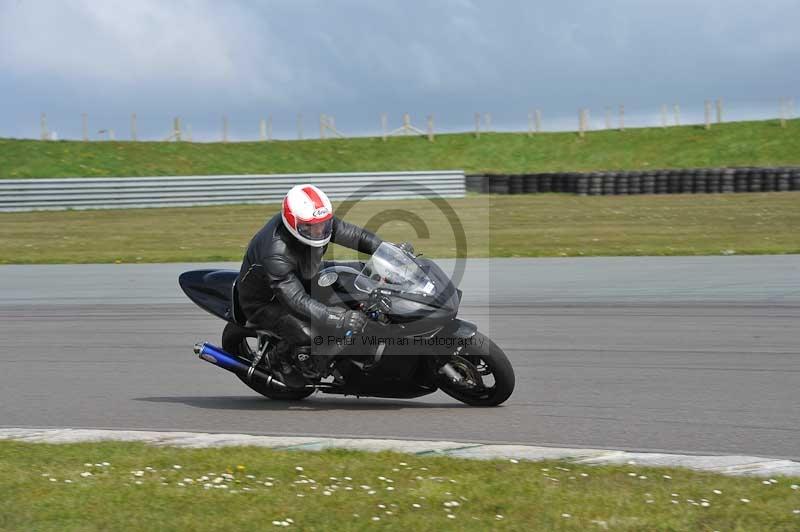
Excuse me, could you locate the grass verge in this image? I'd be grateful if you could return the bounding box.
[1,441,798,531]
[1,193,799,264]
[1,119,800,178]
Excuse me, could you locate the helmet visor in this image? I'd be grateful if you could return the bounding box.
[297,218,333,242]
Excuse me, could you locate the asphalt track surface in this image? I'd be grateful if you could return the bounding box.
[1,256,799,460]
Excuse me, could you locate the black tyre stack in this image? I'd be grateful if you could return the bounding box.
[630,171,644,195]
[616,172,629,195]
[601,172,614,195]
[523,174,539,194]
[721,169,735,193]
[693,169,707,193]
[793,168,800,191]
[509,175,525,194]
[575,173,589,195]
[589,172,603,195]
[777,169,791,191]
[735,169,749,192]
[488,175,509,194]
[748,169,763,192]
[763,168,777,192]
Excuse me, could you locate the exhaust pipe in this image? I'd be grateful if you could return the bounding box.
[194,342,287,388]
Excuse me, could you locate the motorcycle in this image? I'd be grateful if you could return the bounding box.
[179,242,515,406]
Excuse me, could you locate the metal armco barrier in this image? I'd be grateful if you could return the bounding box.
[0,171,465,212]
[466,167,800,195]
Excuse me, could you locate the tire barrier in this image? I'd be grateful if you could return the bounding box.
[466,167,800,196]
[0,170,466,212]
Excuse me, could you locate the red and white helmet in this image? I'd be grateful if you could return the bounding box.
[281,184,334,247]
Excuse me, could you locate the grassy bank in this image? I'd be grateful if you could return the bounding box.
[1,441,798,531]
[0,193,798,264]
[1,119,800,178]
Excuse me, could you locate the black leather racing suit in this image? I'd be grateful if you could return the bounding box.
[237,213,382,349]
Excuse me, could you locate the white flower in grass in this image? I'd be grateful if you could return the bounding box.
[509,459,519,464]
[134,471,144,477]
[628,473,637,477]
[447,514,456,519]
[662,475,672,480]
[177,483,185,487]
[412,504,421,509]
[769,478,778,484]
[671,493,679,497]
[296,494,304,498]
[580,473,589,477]
[638,476,647,480]
[94,463,102,467]
[495,515,504,520]
[344,476,352,481]
[272,521,282,526]
[213,477,224,484]
[286,519,294,524]
[791,484,798,490]
[713,489,722,495]
[740,498,750,503]
[368,490,376,495]
[792,509,799,514]
[386,487,395,491]
[371,517,380,522]
[763,480,772,485]
[323,491,332,496]
[295,467,304,472]
[135,481,143,485]
[80,472,92,478]
[671,500,679,504]
[701,502,710,507]
[399,462,407,466]
[345,487,353,491]
[49,478,57,482]
[385,511,393,515]
[84,463,92,467]
[100,462,110,467]
[561,513,571,518]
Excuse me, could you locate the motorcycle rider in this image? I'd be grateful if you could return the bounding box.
[237,184,382,387]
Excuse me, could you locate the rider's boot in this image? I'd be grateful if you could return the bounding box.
[273,340,308,389]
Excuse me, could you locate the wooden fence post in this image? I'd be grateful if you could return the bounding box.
[260,118,266,141]
[474,112,480,139]
[131,113,137,141]
[780,98,787,128]
[174,117,182,141]
[427,115,434,142]
[619,104,625,131]
[715,99,723,124]
[704,100,711,130]
[673,104,680,126]
[222,115,229,142]
[604,107,612,130]
[381,113,387,141]
[82,113,88,141]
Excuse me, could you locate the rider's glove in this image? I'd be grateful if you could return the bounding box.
[338,309,367,333]
[397,241,415,255]
[325,308,367,333]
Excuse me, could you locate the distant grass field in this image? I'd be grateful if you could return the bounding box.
[1,193,798,264]
[1,119,799,178]
[1,440,798,531]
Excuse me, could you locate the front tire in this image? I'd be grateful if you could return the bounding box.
[222,322,314,401]
[436,332,515,406]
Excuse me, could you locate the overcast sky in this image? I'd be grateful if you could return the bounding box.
[0,0,798,141]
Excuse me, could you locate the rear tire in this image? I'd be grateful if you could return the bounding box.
[436,332,515,406]
[222,322,314,401]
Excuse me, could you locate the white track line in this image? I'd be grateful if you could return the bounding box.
[1,428,798,478]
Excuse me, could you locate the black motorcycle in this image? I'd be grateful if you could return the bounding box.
[179,243,514,406]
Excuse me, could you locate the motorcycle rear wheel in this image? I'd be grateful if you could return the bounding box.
[222,322,315,401]
[435,332,515,406]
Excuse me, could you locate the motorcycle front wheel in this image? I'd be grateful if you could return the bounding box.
[435,332,515,407]
[222,322,315,401]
